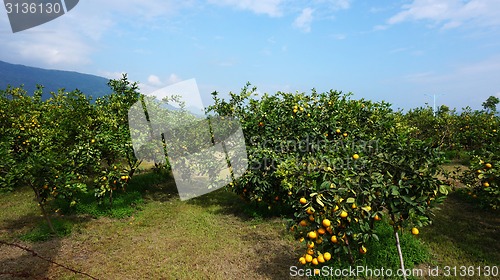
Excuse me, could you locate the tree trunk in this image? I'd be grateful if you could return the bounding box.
[31,184,56,234]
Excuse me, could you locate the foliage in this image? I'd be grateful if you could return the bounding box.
[0,75,141,232]
[206,84,448,265]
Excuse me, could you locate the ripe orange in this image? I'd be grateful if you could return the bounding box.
[483,182,490,187]
[317,254,325,263]
[333,205,339,212]
[307,241,315,249]
[352,154,359,160]
[359,245,367,254]
[309,215,315,222]
[343,132,348,137]
[299,220,308,227]
[340,211,348,218]
[374,214,381,221]
[331,236,338,243]
[299,257,306,265]
[300,197,307,205]
[307,248,314,255]
[322,219,331,227]
[312,258,319,265]
[323,252,331,261]
[305,254,313,263]
[308,231,317,239]
[317,228,326,235]
[485,163,492,169]
[336,128,341,133]
[411,227,419,235]
[351,203,357,209]
[306,207,314,215]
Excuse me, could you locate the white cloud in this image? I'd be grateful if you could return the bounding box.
[373,25,389,31]
[331,33,346,40]
[318,0,351,10]
[388,0,500,29]
[0,27,94,67]
[294,8,314,33]
[99,71,127,79]
[0,0,192,71]
[148,75,164,86]
[207,0,283,17]
[167,73,182,84]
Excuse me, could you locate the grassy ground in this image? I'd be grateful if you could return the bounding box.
[0,168,498,280]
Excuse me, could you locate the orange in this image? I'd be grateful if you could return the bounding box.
[331,236,338,243]
[299,257,306,265]
[309,215,315,221]
[306,207,314,215]
[307,248,314,255]
[322,219,331,227]
[305,254,313,263]
[351,203,357,209]
[317,228,326,235]
[352,154,359,160]
[359,245,367,254]
[308,231,317,239]
[374,214,381,221]
[485,163,492,169]
[307,241,315,249]
[312,258,318,266]
[299,220,308,227]
[411,227,419,235]
[323,252,331,261]
[300,197,307,204]
[340,211,348,218]
[317,254,325,263]
[483,182,490,187]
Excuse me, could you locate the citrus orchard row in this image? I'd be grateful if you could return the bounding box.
[206,84,449,266]
[0,75,142,231]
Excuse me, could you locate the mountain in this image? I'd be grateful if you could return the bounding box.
[0,60,111,100]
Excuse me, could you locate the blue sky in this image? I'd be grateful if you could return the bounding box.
[1,0,500,111]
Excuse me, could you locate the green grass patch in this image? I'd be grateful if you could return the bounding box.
[53,172,170,219]
[19,218,73,242]
[311,222,430,280]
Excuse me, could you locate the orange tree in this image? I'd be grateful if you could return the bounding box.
[400,105,459,152]
[0,75,141,232]
[206,84,448,268]
[0,86,95,231]
[457,110,500,209]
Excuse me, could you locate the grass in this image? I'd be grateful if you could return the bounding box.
[0,167,499,279]
[310,222,431,280]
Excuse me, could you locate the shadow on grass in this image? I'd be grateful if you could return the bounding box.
[420,192,500,265]
[187,188,295,222]
[0,212,93,279]
[240,229,305,280]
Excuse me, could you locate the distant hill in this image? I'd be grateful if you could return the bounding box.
[0,60,111,100]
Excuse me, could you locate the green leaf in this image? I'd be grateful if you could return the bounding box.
[346,197,356,204]
[439,185,449,195]
[316,196,325,207]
